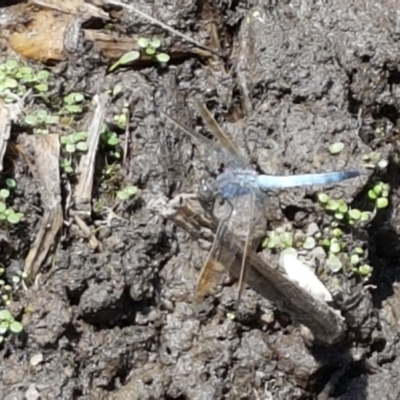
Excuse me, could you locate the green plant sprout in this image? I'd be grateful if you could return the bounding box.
[62,92,85,114]
[60,158,74,174]
[362,152,388,170]
[328,142,345,155]
[60,132,88,153]
[368,182,390,209]
[0,180,23,224]
[24,109,59,128]
[113,108,129,129]
[0,309,23,343]
[101,124,121,158]
[109,37,170,71]
[116,185,138,200]
[318,192,375,225]
[262,230,294,249]
[11,270,28,286]
[0,59,50,103]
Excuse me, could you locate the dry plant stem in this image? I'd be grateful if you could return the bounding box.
[101,0,218,55]
[29,0,109,19]
[74,94,107,213]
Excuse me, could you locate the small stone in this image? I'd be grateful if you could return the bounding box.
[306,222,320,237]
[30,353,43,367]
[25,384,40,400]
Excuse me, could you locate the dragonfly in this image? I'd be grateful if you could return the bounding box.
[161,99,360,311]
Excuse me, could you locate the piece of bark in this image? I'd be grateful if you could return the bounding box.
[19,134,63,284]
[0,94,27,172]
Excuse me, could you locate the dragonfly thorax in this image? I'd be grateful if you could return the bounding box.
[215,168,259,200]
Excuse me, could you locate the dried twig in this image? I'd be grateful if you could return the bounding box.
[74,94,108,213]
[101,0,218,55]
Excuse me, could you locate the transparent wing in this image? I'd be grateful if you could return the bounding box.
[195,190,267,308]
[194,99,248,167]
[161,101,249,169]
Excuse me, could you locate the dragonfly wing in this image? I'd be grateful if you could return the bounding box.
[160,110,216,149]
[194,99,249,167]
[195,204,232,302]
[256,170,360,189]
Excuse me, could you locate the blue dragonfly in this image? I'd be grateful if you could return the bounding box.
[162,99,360,310]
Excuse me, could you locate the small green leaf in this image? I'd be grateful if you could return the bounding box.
[338,202,348,213]
[76,141,88,151]
[368,189,377,200]
[373,184,383,196]
[34,83,48,92]
[73,93,84,103]
[145,47,156,55]
[150,38,161,49]
[5,60,18,71]
[36,70,50,80]
[358,264,372,276]
[65,105,82,113]
[7,212,23,224]
[125,185,137,196]
[9,320,23,334]
[24,115,39,126]
[65,143,76,153]
[4,78,18,89]
[117,190,129,200]
[107,134,120,146]
[0,309,13,321]
[36,109,48,121]
[0,189,9,199]
[350,254,360,265]
[317,193,329,204]
[328,142,345,155]
[360,211,371,222]
[332,228,342,237]
[326,199,339,211]
[46,115,60,124]
[376,197,389,209]
[73,132,88,142]
[348,209,361,220]
[329,241,341,254]
[109,51,140,72]
[155,53,170,63]
[137,38,149,48]
[60,136,70,144]
[0,322,8,335]
[16,66,33,77]
[5,179,16,188]
[355,247,364,254]
[112,84,123,97]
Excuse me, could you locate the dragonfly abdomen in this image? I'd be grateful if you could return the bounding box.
[256,170,360,190]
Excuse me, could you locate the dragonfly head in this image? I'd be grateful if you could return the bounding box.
[198,177,215,200]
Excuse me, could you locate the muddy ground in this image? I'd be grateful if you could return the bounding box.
[1,0,400,399]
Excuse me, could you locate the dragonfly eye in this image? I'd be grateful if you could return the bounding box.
[198,178,215,202]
